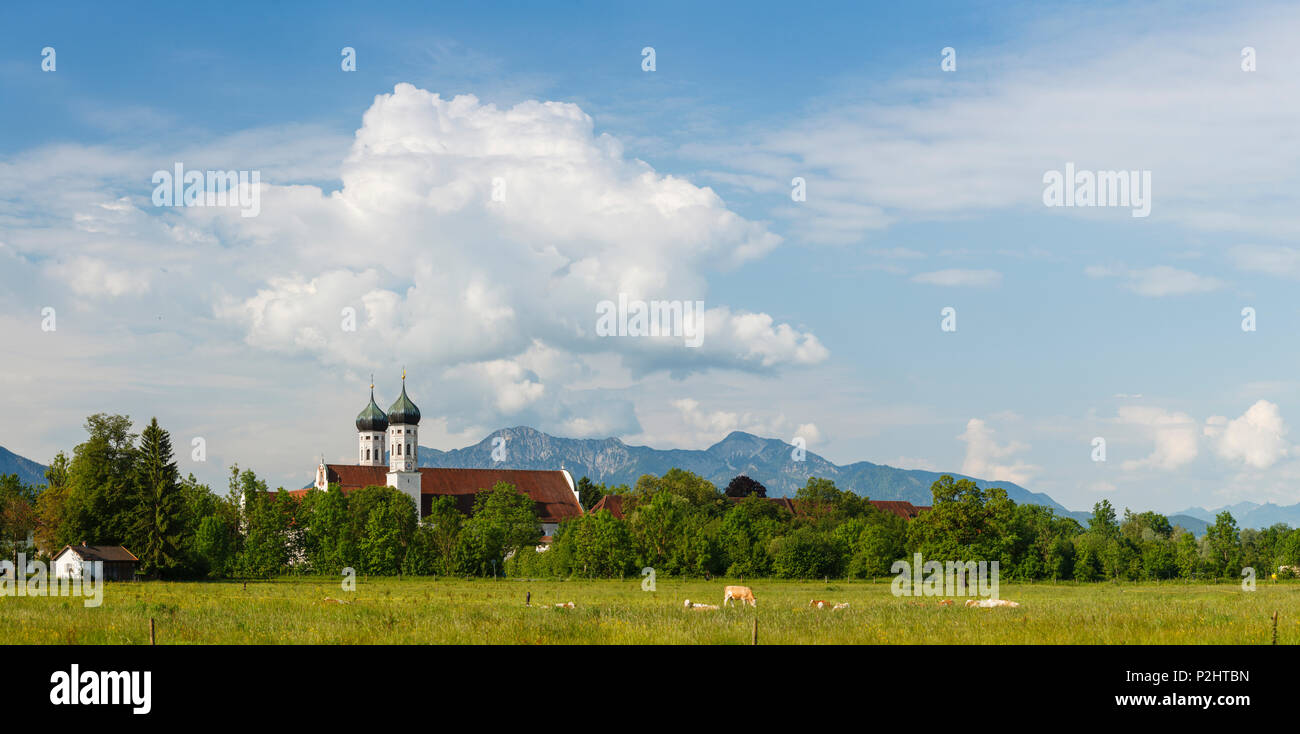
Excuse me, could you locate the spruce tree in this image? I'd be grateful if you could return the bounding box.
[133,417,183,577]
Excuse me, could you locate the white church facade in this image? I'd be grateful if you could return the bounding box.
[304,375,583,539]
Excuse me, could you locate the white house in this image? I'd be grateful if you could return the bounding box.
[51,543,139,581]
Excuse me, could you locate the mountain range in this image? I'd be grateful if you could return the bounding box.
[418,426,1082,513]
[1173,502,1300,533]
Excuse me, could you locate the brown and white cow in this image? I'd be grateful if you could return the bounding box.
[723,585,757,607]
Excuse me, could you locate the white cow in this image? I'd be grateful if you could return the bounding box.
[683,599,719,610]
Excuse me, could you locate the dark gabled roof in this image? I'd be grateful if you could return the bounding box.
[565,492,930,522]
[725,495,797,514]
[723,495,929,520]
[53,544,139,563]
[869,500,930,520]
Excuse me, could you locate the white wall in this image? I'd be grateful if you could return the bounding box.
[358,430,386,466]
[388,424,418,472]
[52,551,93,580]
[386,470,422,521]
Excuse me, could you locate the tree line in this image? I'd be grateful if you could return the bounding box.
[3,413,1299,581]
[515,472,1300,581]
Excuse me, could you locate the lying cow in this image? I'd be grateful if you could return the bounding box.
[683,599,719,610]
[808,599,849,610]
[554,602,575,609]
[723,585,757,607]
[965,598,1019,608]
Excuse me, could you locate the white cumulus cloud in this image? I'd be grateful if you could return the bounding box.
[1116,406,1199,471]
[958,418,1038,485]
[1204,400,1289,469]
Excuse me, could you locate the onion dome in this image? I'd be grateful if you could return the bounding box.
[356,386,389,432]
[387,373,421,426]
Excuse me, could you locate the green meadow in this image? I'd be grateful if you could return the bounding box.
[3,577,1299,644]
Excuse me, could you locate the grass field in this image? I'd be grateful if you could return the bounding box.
[3,576,1299,644]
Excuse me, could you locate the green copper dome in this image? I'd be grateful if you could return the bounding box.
[356,388,389,432]
[387,379,421,426]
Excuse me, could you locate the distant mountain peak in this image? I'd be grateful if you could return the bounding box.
[707,431,778,455]
[0,446,49,486]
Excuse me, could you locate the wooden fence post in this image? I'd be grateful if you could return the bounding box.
[1272,611,1278,645]
[150,617,155,646]
[751,617,758,646]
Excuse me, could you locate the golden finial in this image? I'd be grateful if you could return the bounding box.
[402,366,406,381]
[369,372,374,390]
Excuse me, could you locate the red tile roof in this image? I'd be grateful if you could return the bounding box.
[588,494,627,518]
[313,465,582,524]
[868,500,930,520]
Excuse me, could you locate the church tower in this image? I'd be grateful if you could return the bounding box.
[355,377,388,466]
[385,370,422,516]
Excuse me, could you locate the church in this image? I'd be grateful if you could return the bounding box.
[304,375,583,539]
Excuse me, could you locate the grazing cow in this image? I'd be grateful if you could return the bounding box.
[684,599,719,611]
[555,602,575,609]
[723,585,757,607]
[832,602,850,611]
[1278,565,1300,575]
[965,598,1020,608]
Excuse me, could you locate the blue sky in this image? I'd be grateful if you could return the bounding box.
[2,1,1298,514]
